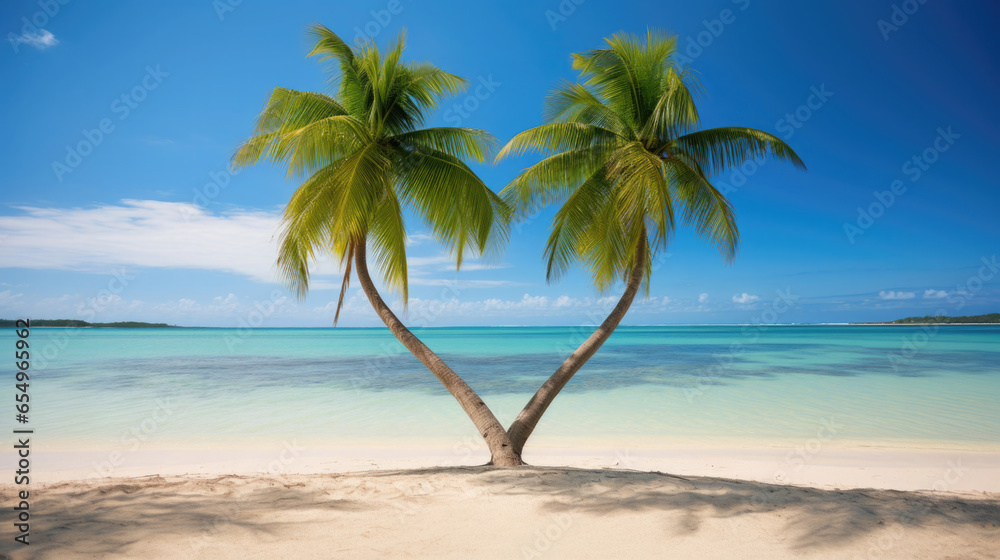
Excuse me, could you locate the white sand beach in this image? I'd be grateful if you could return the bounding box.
[3,445,998,559]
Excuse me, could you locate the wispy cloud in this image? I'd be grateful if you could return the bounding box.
[0,199,285,283]
[0,290,24,308]
[923,289,948,299]
[0,200,512,289]
[315,292,677,323]
[408,278,517,288]
[405,233,434,247]
[153,293,256,316]
[879,290,915,300]
[11,29,59,50]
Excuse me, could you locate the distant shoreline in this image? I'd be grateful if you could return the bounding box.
[861,312,1000,325]
[0,319,180,328]
[849,322,999,325]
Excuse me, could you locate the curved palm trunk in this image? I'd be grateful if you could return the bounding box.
[353,242,525,466]
[506,240,647,456]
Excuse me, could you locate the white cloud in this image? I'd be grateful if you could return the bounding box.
[923,289,948,299]
[732,293,760,304]
[0,200,286,283]
[553,295,575,307]
[72,293,144,316]
[879,290,915,300]
[37,294,79,307]
[211,293,241,311]
[405,233,434,247]
[0,290,24,308]
[698,293,709,304]
[153,292,291,322]
[325,293,592,320]
[305,289,682,324]
[362,292,672,320]
[12,29,58,50]
[407,254,513,274]
[408,278,515,288]
[0,200,522,311]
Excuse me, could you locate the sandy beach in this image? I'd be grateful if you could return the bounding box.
[3,446,998,559]
[2,466,998,559]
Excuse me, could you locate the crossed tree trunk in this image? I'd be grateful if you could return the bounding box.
[353,234,648,467]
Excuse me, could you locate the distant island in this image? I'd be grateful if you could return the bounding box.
[0,319,180,328]
[855,312,1000,325]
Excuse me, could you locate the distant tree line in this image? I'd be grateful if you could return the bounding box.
[891,313,1000,324]
[0,319,179,328]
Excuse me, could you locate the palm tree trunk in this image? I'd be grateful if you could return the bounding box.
[506,239,647,456]
[353,241,525,466]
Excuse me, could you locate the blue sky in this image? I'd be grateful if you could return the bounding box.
[1,0,998,327]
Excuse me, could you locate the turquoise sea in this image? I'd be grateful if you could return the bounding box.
[7,325,1000,451]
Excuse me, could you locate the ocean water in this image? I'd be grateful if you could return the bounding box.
[7,325,1000,452]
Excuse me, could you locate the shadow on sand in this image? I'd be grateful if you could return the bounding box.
[1,466,997,559]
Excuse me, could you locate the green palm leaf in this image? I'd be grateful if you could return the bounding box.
[235,27,505,322]
[498,28,804,292]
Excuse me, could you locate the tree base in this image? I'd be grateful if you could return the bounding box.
[488,453,527,467]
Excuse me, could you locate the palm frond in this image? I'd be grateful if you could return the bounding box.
[500,28,805,294]
[393,127,497,163]
[496,122,620,160]
[368,189,409,304]
[671,127,807,177]
[237,25,507,311]
[543,169,612,282]
[395,146,509,268]
[501,145,616,221]
[666,158,740,262]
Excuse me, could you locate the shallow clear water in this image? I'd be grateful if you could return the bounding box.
[7,325,999,450]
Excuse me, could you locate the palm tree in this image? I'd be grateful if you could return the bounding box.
[233,25,525,466]
[496,30,806,457]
